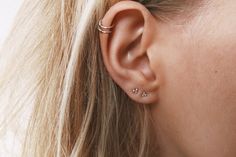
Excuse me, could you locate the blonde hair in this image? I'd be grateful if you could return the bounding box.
[0,0,196,157]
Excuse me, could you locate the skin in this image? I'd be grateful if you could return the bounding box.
[99,0,236,156]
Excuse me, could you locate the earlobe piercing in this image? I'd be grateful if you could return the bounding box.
[97,19,114,34]
[141,91,148,97]
[132,88,140,94]
[131,88,149,97]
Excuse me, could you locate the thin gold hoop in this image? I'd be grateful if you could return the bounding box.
[97,20,114,34]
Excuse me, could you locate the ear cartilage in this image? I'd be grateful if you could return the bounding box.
[97,19,114,34]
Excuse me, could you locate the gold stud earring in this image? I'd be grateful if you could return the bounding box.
[131,88,149,97]
[141,91,148,97]
[131,88,140,94]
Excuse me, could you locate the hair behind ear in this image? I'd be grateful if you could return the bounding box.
[0,0,158,157]
[69,3,157,157]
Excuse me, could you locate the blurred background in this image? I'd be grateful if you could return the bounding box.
[0,0,23,47]
[0,1,24,156]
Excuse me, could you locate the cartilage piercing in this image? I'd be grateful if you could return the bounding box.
[97,19,114,34]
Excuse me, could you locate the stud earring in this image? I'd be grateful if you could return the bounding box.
[131,88,140,94]
[131,88,149,97]
[141,91,148,97]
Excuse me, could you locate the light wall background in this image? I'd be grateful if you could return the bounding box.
[0,1,24,156]
[0,0,23,47]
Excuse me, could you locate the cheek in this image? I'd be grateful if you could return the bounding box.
[153,38,236,157]
[183,3,236,107]
[187,37,236,103]
[151,9,236,156]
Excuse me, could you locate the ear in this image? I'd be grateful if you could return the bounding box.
[99,1,159,104]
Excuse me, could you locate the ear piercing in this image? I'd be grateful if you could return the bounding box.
[131,88,149,97]
[132,88,140,94]
[97,19,114,34]
[141,91,148,97]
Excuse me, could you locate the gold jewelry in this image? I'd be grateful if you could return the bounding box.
[97,20,114,34]
[132,88,140,94]
[141,91,148,97]
[131,88,149,97]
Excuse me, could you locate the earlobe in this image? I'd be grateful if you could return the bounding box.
[98,1,159,104]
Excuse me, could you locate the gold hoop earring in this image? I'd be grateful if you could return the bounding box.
[97,20,114,34]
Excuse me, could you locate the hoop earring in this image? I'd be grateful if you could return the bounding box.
[97,20,114,34]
